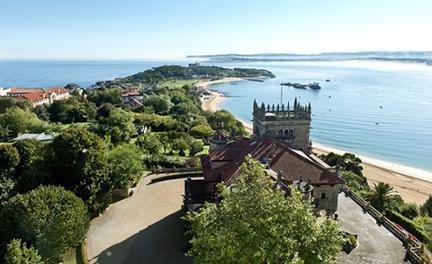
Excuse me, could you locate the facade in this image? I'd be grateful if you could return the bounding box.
[253,98,311,152]
[185,137,343,215]
[0,87,70,107]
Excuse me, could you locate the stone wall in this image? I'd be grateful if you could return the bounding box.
[313,184,340,215]
[253,118,311,151]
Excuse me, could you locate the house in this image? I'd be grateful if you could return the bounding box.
[185,136,344,215]
[120,89,144,108]
[0,87,70,107]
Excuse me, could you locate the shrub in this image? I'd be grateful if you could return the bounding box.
[385,210,430,243]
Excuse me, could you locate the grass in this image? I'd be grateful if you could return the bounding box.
[159,79,198,89]
[62,241,88,264]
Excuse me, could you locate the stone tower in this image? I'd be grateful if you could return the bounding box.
[252,98,311,152]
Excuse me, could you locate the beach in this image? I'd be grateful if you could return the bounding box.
[200,79,432,205]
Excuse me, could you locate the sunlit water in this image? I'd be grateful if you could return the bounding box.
[1,60,431,171]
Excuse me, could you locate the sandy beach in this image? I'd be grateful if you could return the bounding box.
[199,79,432,205]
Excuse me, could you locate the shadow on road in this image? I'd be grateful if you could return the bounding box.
[92,210,192,264]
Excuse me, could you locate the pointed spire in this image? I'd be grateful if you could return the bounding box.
[276,104,280,112]
[272,104,275,112]
[287,102,290,112]
[253,99,257,112]
[294,97,298,110]
[308,102,311,112]
[261,102,265,111]
[267,104,270,112]
[281,104,285,111]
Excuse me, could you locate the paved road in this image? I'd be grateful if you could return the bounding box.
[86,175,192,264]
[338,193,407,264]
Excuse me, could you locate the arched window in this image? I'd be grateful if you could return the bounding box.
[321,192,327,199]
[284,130,288,137]
[289,129,294,137]
[278,129,283,136]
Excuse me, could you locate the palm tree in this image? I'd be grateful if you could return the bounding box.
[367,182,395,212]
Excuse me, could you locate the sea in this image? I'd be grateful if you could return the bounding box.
[1,59,431,172]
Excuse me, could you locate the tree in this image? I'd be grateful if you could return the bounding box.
[49,127,111,216]
[367,182,395,212]
[142,95,172,113]
[207,110,246,137]
[190,124,214,140]
[0,107,47,138]
[0,186,89,263]
[108,144,144,189]
[400,203,419,219]
[189,140,204,156]
[13,139,48,193]
[32,105,50,122]
[136,132,163,155]
[421,195,432,217]
[185,157,343,263]
[47,99,96,124]
[0,144,20,178]
[319,152,363,176]
[0,98,32,113]
[4,239,43,264]
[94,108,137,145]
[87,88,122,106]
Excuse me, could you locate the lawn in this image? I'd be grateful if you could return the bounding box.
[159,79,199,89]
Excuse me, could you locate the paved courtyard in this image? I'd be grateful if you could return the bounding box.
[337,193,407,264]
[86,174,192,264]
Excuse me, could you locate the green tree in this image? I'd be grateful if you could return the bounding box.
[13,139,48,193]
[421,195,432,217]
[0,144,20,178]
[319,152,363,176]
[32,105,50,122]
[189,140,204,156]
[367,182,395,212]
[49,127,111,216]
[0,98,32,113]
[207,110,246,137]
[400,203,419,219]
[142,95,172,113]
[190,124,214,140]
[185,157,343,263]
[108,144,144,189]
[87,88,122,106]
[4,239,43,264]
[0,107,47,138]
[94,108,137,145]
[0,186,89,263]
[136,132,163,155]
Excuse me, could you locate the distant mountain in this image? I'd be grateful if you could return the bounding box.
[188,51,432,65]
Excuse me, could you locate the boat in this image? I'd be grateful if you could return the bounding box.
[280,82,293,86]
[244,78,264,82]
[326,79,331,82]
[293,83,307,89]
[308,82,321,89]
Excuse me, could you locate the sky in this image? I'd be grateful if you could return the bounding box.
[1,0,432,60]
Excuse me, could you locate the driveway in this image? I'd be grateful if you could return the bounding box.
[337,193,407,264]
[86,174,192,264]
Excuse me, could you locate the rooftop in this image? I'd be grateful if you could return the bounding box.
[201,136,343,186]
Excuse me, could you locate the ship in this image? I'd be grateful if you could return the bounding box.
[308,82,321,89]
[293,83,308,89]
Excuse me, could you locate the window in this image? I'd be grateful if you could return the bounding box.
[289,129,294,137]
[321,192,327,199]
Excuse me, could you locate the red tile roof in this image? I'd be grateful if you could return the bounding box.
[201,137,343,186]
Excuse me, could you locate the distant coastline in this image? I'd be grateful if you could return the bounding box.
[201,79,432,204]
[189,51,432,66]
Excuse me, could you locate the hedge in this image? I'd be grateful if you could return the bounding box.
[149,172,202,184]
[386,210,430,243]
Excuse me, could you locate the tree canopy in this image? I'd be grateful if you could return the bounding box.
[185,157,343,263]
[0,186,89,263]
[49,127,110,215]
[207,110,246,137]
[4,239,43,264]
[108,144,144,189]
[0,107,47,138]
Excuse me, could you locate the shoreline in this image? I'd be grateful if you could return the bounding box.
[199,79,432,204]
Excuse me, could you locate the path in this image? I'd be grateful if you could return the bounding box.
[338,193,407,264]
[86,174,192,264]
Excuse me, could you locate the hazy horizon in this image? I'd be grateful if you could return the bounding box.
[2,0,432,60]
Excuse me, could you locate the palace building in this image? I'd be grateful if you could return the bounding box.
[253,98,311,152]
[185,99,343,215]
